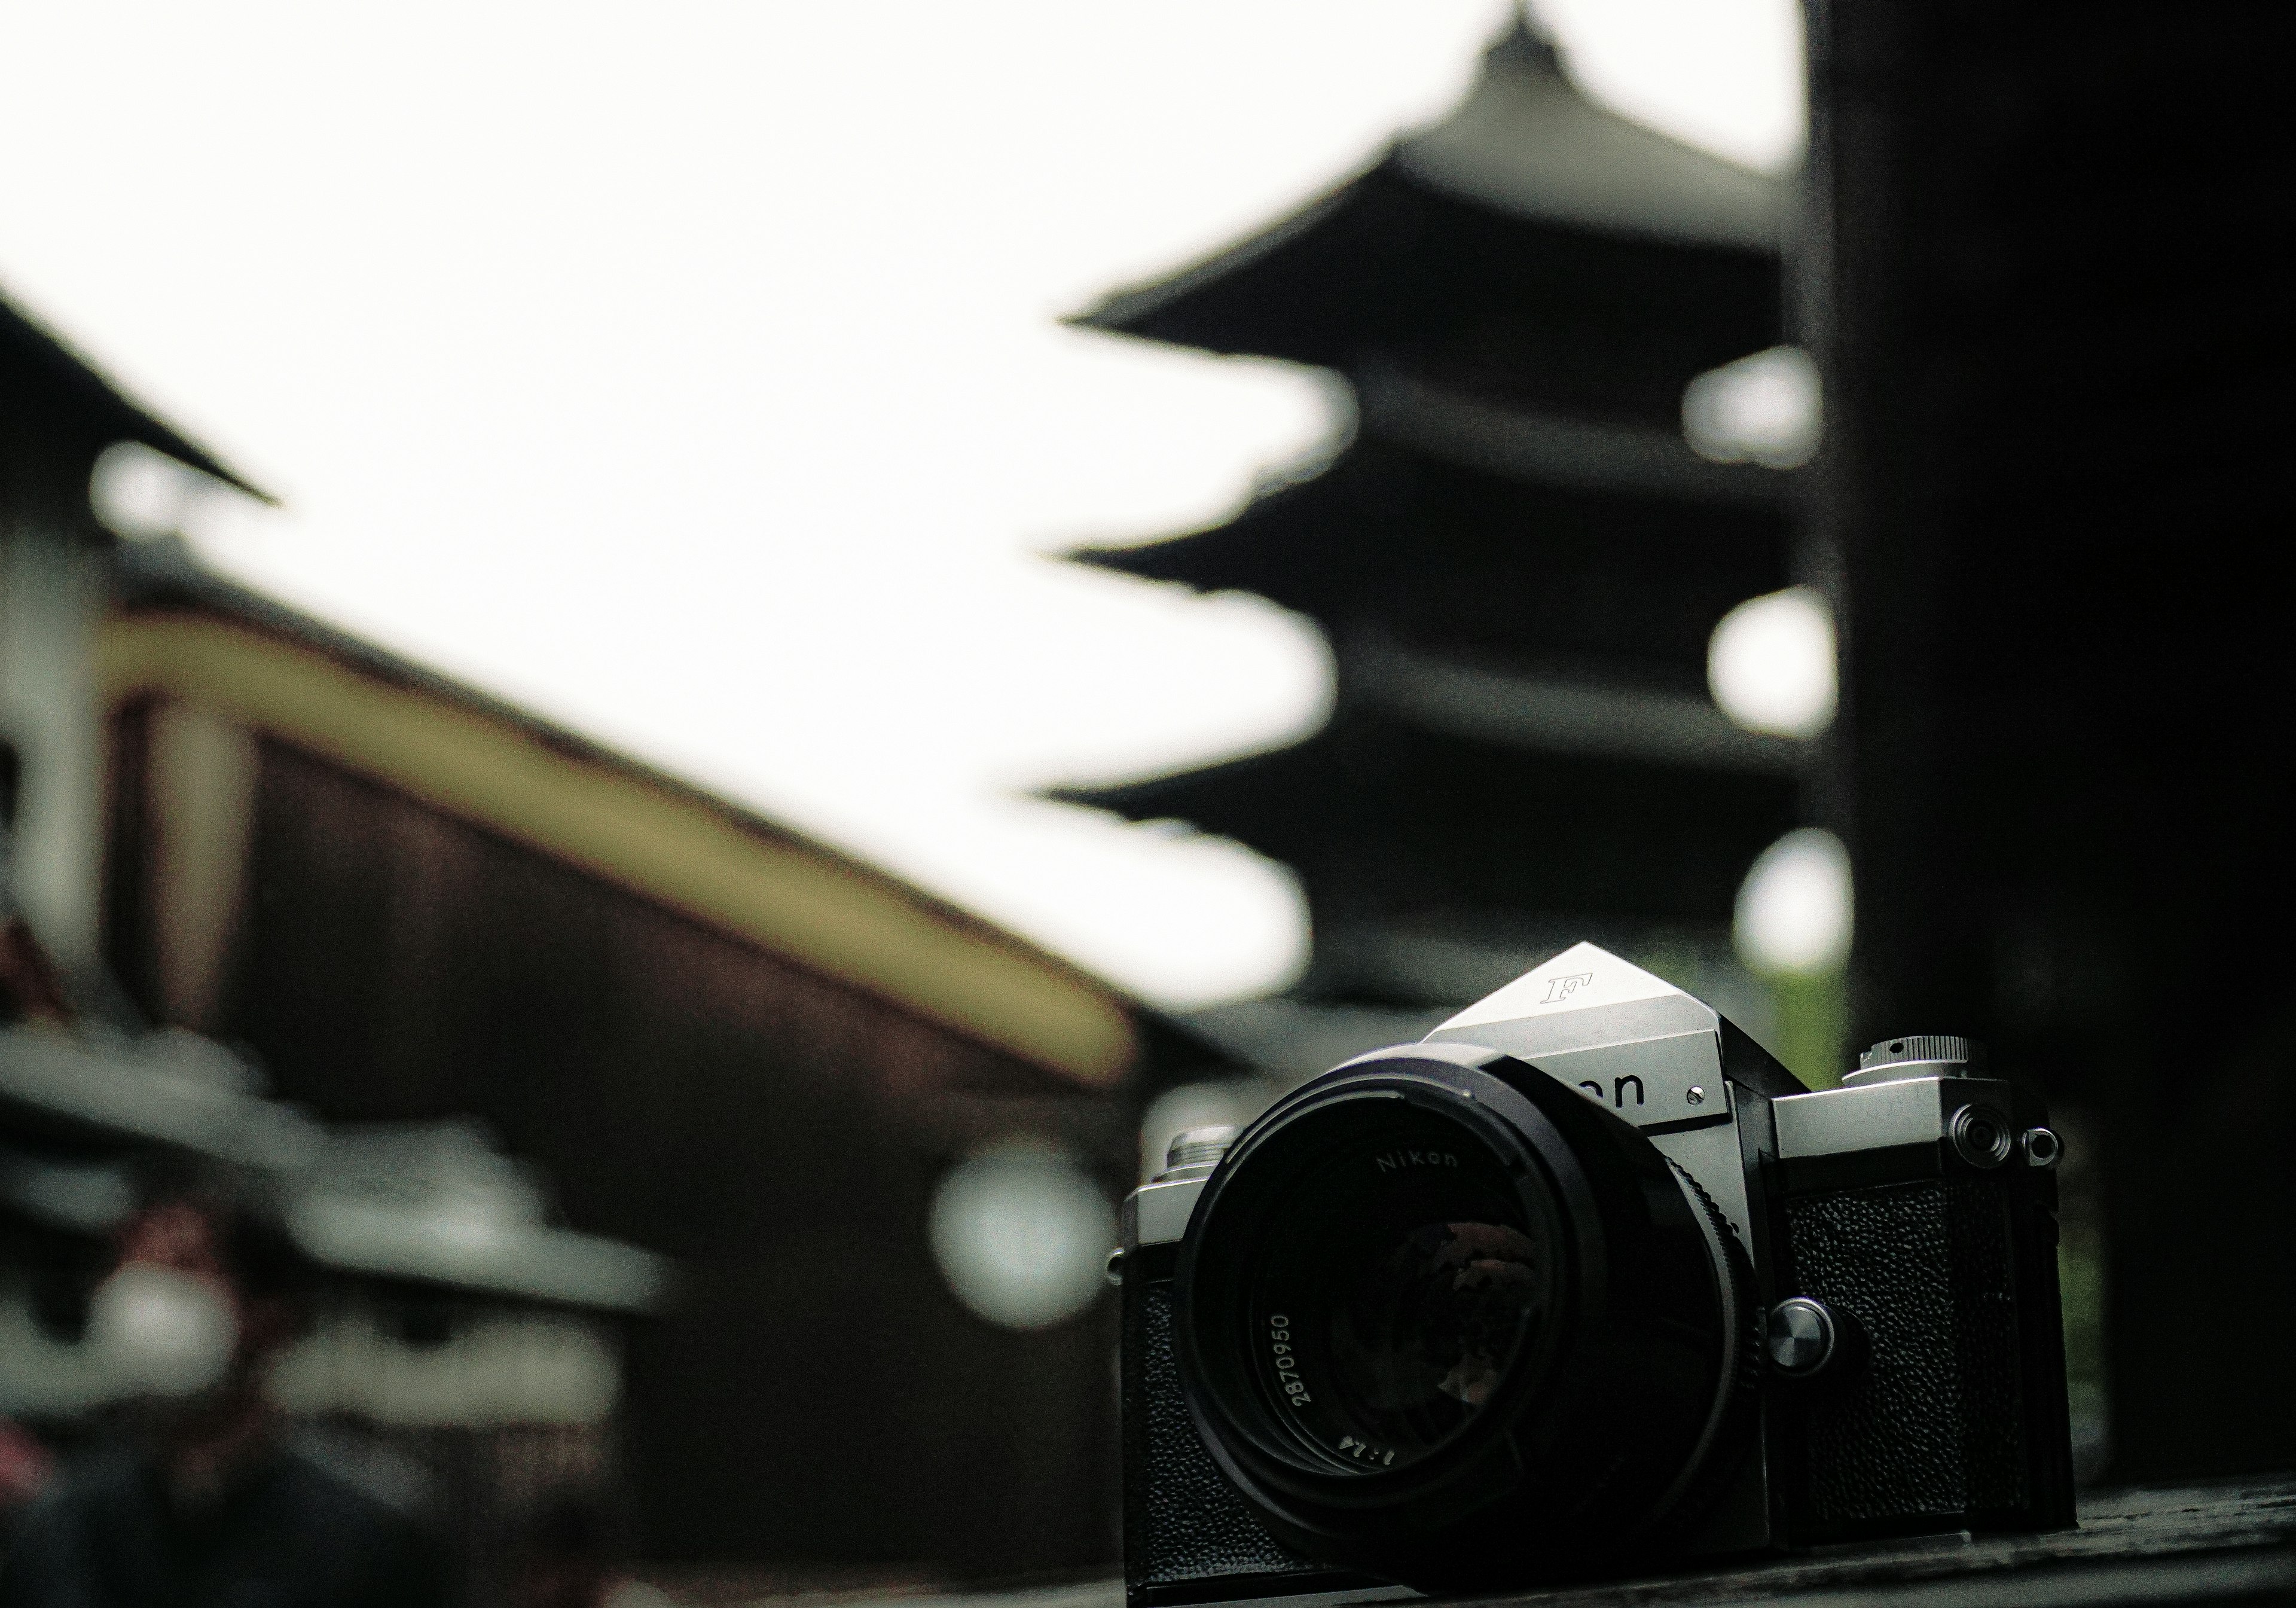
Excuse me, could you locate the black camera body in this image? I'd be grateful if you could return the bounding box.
[1117,944,2072,1605]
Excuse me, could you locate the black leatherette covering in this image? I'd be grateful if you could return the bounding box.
[1785,1177,2028,1526]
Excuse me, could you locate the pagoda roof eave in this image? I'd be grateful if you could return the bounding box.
[1358,369,1793,506]
[1062,532,1232,589]
[1066,23,1784,359]
[2,292,275,503]
[1046,707,1799,932]
[1058,447,1381,597]
[1051,644,1803,824]
[1060,410,1793,607]
[1342,627,1803,773]
[1045,734,1303,827]
[1067,174,1372,350]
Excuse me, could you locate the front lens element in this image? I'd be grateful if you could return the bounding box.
[1335,1219,1546,1417]
[1232,1104,1562,1473]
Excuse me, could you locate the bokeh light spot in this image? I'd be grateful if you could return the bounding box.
[929,1142,1115,1330]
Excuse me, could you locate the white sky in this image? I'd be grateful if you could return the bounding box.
[0,1,1802,1008]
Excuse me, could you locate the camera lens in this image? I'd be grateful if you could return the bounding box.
[1174,1044,1752,1589]
[1235,1105,1562,1473]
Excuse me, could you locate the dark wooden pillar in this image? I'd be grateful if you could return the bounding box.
[1805,0,2295,1480]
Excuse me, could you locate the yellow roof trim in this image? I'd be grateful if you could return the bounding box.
[97,614,1137,1087]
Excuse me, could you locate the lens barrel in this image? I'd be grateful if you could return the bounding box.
[1173,1041,1752,1589]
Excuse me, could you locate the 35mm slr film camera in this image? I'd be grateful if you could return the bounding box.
[1115,944,2073,1602]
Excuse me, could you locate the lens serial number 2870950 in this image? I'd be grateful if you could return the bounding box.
[1268,1316,1312,1406]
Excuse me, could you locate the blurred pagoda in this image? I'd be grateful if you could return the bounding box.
[1057,20,1809,1050]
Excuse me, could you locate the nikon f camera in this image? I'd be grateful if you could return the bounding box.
[1115,944,2072,1602]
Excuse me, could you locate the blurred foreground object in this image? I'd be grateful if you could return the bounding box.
[0,1051,447,1607]
[1803,0,2295,1482]
[270,1121,667,1606]
[0,1000,667,1604]
[0,1024,315,1423]
[1060,19,1814,1069]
